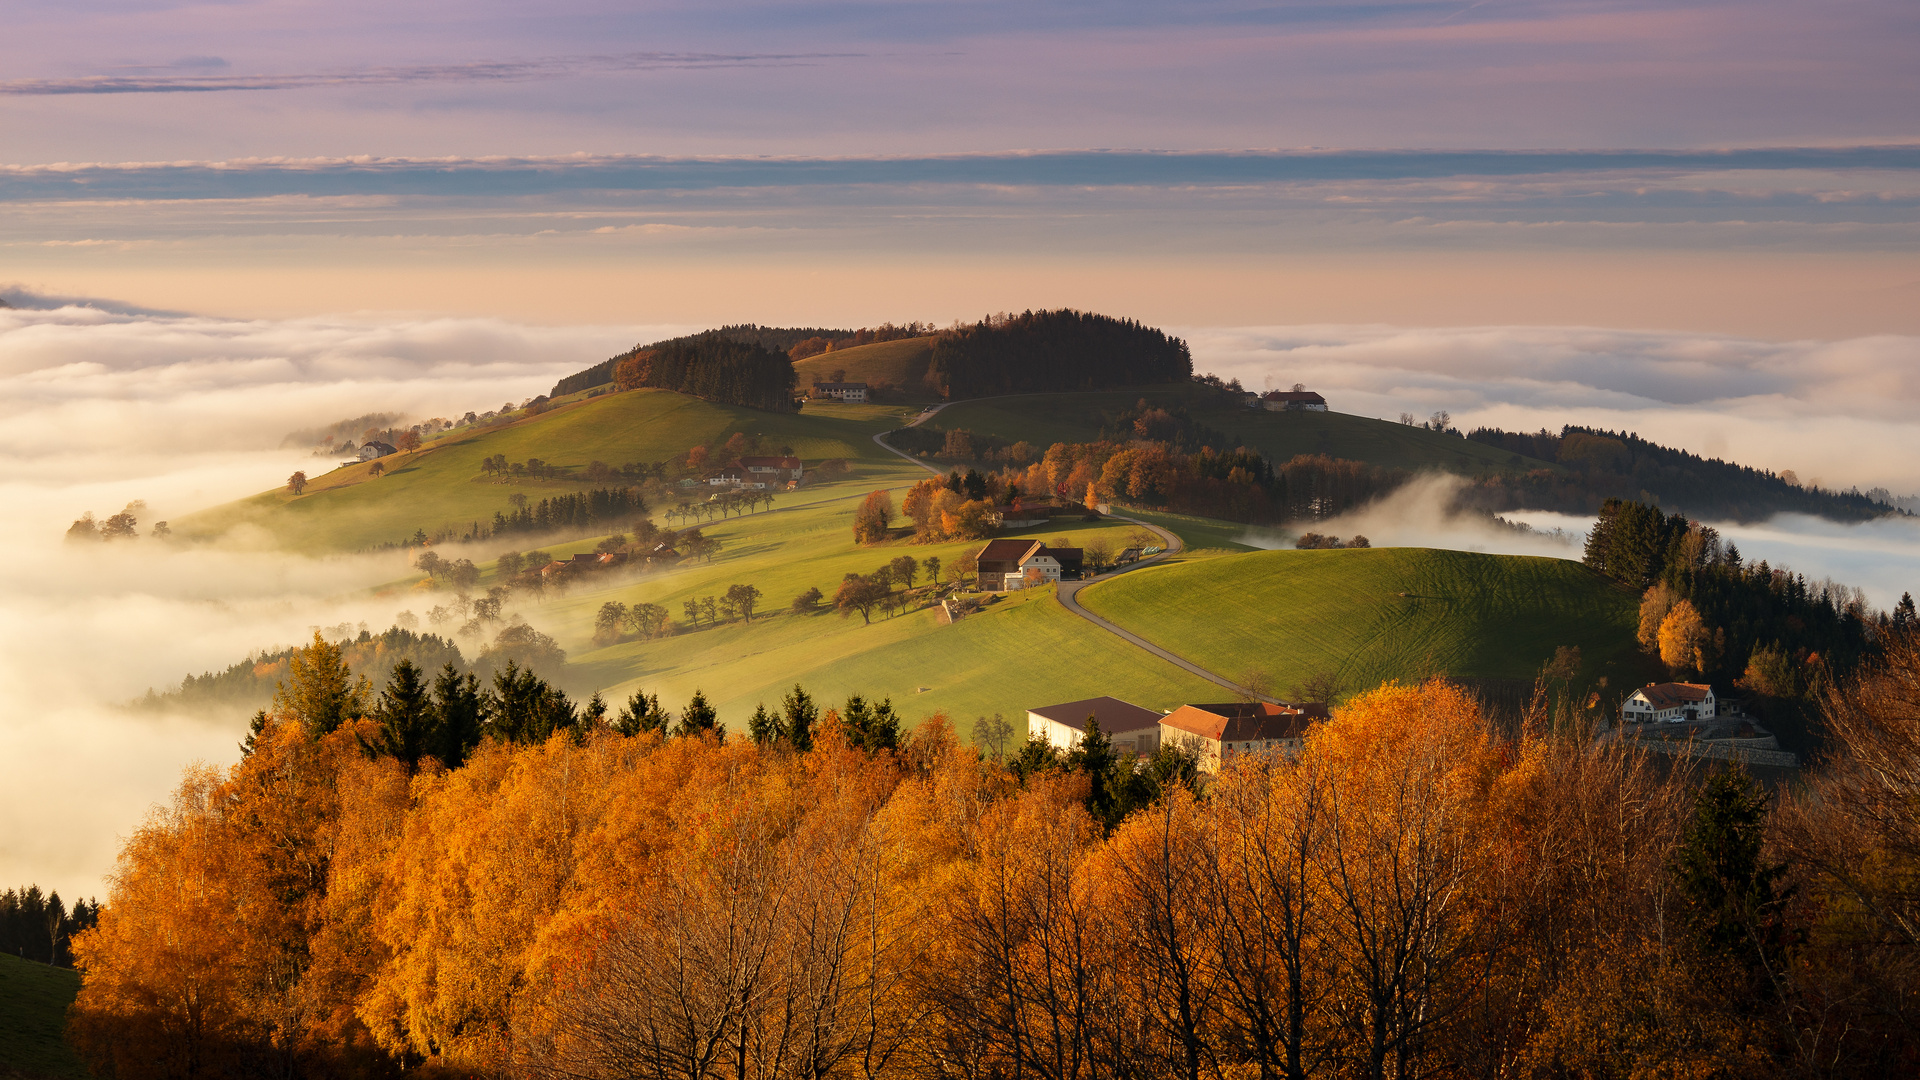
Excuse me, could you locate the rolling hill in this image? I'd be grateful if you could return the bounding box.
[792,336,938,398]
[179,389,924,553]
[1077,546,1653,703]
[924,387,1557,477]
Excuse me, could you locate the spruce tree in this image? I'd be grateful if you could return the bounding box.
[362,659,435,775]
[678,690,719,738]
[780,683,818,751]
[1672,769,1794,997]
[613,689,669,736]
[431,664,485,769]
[748,703,777,746]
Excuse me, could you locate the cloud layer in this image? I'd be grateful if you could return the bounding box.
[1187,324,1920,493]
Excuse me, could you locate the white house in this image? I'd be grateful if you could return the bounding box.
[810,381,870,403]
[356,441,397,461]
[739,455,804,484]
[1621,682,1716,725]
[1027,696,1166,757]
[973,539,1085,590]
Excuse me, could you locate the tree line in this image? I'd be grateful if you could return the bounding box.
[1465,425,1898,522]
[1585,498,1886,745]
[68,655,1920,1078]
[926,309,1192,398]
[1,885,98,967]
[551,325,856,397]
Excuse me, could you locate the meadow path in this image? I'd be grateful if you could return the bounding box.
[873,410,1255,699]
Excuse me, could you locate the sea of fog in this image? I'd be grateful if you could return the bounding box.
[3,299,1918,900]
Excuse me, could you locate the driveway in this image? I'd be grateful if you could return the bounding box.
[874,415,1256,700]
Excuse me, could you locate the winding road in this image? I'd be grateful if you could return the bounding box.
[872,408,1256,699]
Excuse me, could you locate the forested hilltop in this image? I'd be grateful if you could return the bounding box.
[926,310,1191,397]
[1465,425,1894,522]
[550,310,1192,406]
[551,325,853,398]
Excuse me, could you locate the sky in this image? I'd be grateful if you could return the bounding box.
[3,0,1920,897]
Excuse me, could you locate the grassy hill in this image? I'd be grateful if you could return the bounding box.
[792,336,938,399]
[1077,546,1653,703]
[926,387,1557,477]
[179,390,923,553]
[0,953,87,1079]
[448,485,1223,728]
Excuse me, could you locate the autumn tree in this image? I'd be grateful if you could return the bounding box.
[853,490,895,544]
[288,471,308,495]
[272,631,371,738]
[1658,599,1712,674]
[834,574,888,624]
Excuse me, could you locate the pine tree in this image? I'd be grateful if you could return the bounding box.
[677,690,719,738]
[1672,770,1794,994]
[613,689,669,736]
[1068,717,1121,828]
[748,703,777,746]
[431,664,486,769]
[780,683,818,751]
[362,659,435,775]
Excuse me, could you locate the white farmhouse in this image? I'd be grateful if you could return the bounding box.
[1621,682,1716,725]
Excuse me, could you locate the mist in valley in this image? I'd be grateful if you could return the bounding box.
[5,300,1920,900]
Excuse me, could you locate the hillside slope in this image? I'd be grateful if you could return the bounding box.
[793,336,937,398]
[505,485,1222,726]
[179,390,920,553]
[925,387,1553,477]
[1078,546,1651,700]
[0,952,87,1079]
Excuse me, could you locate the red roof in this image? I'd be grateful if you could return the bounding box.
[1262,390,1326,404]
[1635,683,1713,710]
[1160,702,1315,742]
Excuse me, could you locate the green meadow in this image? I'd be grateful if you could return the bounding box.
[437,485,1220,729]
[0,952,87,1079]
[792,336,939,400]
[1076,546,1650,697]
[179,389,923,553]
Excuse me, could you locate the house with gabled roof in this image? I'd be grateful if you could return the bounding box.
[1160,701,1325,770]
[1621,682,1716,725]
[1028,696,1166,757]
[974,538,1084,590]
[739,455,803,483]
[1261,390,1327,412]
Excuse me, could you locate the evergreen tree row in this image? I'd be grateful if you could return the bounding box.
[609,336,799,412]
[1,885,98,967]
[489,486,648,537]
[927,309,1192,398]
[551,325,853,396]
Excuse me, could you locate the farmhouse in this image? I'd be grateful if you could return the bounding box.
[705,469,751,488]
[739,455,803,485]
[810,381,870,403]
[1621,682,1717,725]
[1027,696,1167,757]
[1261,390,1327,412]
[973,539,1084,590]
[356,441,397,461]
[1159,701,1324,771]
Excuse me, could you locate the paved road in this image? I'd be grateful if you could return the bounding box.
[873,412,1255,699]
[1057,518,1259,700]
